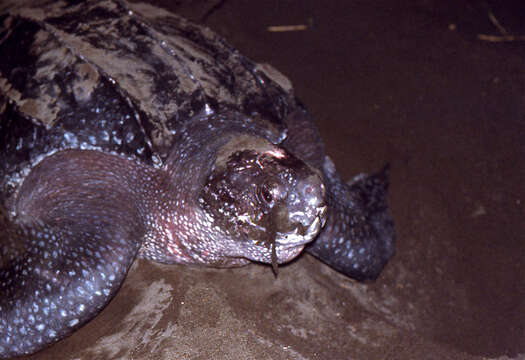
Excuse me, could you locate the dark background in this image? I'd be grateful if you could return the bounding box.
[25,0,524,359]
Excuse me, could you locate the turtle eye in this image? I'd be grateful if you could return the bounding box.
[258,183,274,205]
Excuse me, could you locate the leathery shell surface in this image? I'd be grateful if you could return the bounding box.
[0,0,294,202]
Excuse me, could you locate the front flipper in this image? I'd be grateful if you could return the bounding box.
[0,151,145,357]
[306,158,395,281]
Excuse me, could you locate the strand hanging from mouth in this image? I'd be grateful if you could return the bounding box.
[255,232,279,276]
[271,240,278,276]
[252,226,279,275]
[262,226,279,276]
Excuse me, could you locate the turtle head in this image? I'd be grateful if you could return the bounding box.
[199,135,327,268]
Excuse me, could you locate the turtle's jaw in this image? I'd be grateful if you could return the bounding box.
[275,204,327,249]
[274,172,327,248]
[246,174,328,266]
[267,169,327,262]
[220,192,327,266]
[267,201,327,265]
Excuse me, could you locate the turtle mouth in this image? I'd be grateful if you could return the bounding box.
[264,203,327,272]
[275,204,328,249]
[261,175,327,271]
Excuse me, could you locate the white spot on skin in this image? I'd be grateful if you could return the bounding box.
[63,132,78,147]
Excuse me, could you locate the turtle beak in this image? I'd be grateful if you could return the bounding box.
[275,173,327,248]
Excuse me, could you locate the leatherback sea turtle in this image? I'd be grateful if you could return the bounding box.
[0,0,395,357]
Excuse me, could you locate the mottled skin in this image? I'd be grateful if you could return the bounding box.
[0,0,394,358]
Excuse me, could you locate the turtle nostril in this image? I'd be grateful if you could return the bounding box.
[304,185,324,208]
